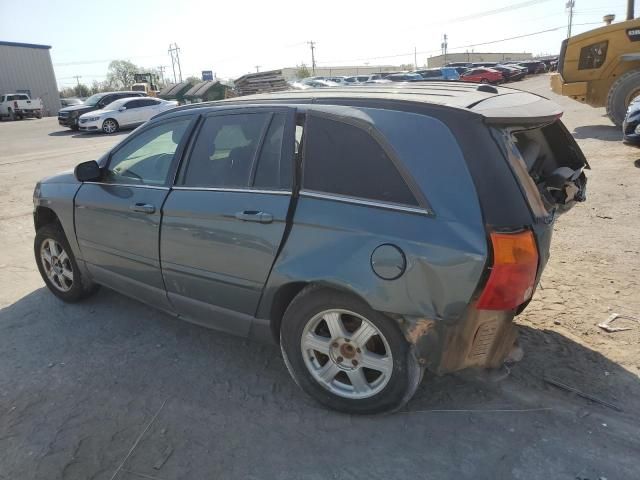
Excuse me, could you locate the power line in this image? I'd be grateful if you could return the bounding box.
[54,54,163,67]
[435,0,552,25]
[318,22,604,65]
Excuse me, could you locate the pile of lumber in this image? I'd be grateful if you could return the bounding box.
[234,70,289,96]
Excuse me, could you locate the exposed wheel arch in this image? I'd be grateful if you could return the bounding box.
[34,206,61,232]
[269,281,377,343]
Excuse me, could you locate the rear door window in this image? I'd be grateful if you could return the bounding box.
[253,113,291,190]
[181,113,271,188]
[302,115,419,206]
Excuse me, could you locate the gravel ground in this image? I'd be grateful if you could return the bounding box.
[1,75,639,480]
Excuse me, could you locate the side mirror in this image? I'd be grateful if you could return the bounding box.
[74,160,101,182]
[119,107,126,112]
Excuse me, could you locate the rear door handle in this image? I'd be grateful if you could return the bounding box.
[234,210,273,224]
[129,203,156,214]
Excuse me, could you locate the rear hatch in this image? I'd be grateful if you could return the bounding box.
[470,90,588,220]
[495,119,588,221]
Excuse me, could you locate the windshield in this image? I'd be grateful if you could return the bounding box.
[84,94,106,106]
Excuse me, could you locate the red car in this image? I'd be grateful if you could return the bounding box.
[460,67,504,84]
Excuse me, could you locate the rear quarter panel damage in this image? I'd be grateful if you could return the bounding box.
[258,107,489,342]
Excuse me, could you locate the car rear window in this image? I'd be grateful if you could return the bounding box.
[302,115,419,207]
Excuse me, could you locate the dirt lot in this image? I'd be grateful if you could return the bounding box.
[1,75,639,480]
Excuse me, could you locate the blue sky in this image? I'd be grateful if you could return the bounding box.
[0,0,631,87]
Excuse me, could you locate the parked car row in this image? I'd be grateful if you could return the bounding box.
[290,59,553,90]
[57,91,177,134]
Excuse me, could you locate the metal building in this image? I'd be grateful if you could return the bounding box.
[0,41,60,116]
[427,52,533,67]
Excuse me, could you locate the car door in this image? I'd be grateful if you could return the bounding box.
[117,99,144,126]
[160,107,295,336]
[137,99,164,123]
[74,115,196,310]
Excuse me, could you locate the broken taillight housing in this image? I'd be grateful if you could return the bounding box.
[476,230,539,310]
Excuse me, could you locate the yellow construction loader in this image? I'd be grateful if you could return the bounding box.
[551,17,640,126]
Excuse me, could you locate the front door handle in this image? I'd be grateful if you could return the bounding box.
[234,210,273,224]
[129,203,156,214]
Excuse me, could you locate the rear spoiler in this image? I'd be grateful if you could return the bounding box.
[470,91,563,125]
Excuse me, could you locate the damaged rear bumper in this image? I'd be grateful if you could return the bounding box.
[401,307,518,374]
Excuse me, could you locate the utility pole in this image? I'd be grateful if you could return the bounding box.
[307,41,316,75]
[627,0,634,20]
[414,46,418,70]
[168,43,183,83]
[255,65,261,73]
[566,0,575,38]
[157,65,166,84]
[441,34,448,65]
[73,75,82,87]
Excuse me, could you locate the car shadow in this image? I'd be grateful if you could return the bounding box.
[71,130,130,139]
[48,130,130,138]
[572,124,622,142]
[1,287,639,478]
[48,130,76,136]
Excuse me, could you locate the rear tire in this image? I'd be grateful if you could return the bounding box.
[280,286,423,414]
[607,69,640,127]
[102,118,119,134]
[35,224,99,302]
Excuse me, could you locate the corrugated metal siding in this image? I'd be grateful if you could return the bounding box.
[0,45,60,116]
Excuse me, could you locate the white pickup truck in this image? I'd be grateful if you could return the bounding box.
[0,93,43,120]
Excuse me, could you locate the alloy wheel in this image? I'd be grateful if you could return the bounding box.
[300,309,393,399]
[40,238,73,292]
[103,119,117,134]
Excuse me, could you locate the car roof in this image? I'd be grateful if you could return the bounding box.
[158,83,562,125]
[104,96,146,107]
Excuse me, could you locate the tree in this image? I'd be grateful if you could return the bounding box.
[107,60,139,90]
[90,80,113,94]
[185,76,201,85]
[73,84,91,98]
[296,63,311,79]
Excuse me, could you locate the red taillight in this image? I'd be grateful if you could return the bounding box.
[476,230,539,310]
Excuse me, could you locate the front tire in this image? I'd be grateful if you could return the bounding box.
[102,118,119,134]
[280,286,423,414]
[35,224,98,302]
[607,69,640,127]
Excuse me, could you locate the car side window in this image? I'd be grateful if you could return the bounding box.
[303,115,419,207]
[105,118,191,186]
[181,113,271,188]
[99,96,113,107]
[124,100,140,109]
[253,113,290,190]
